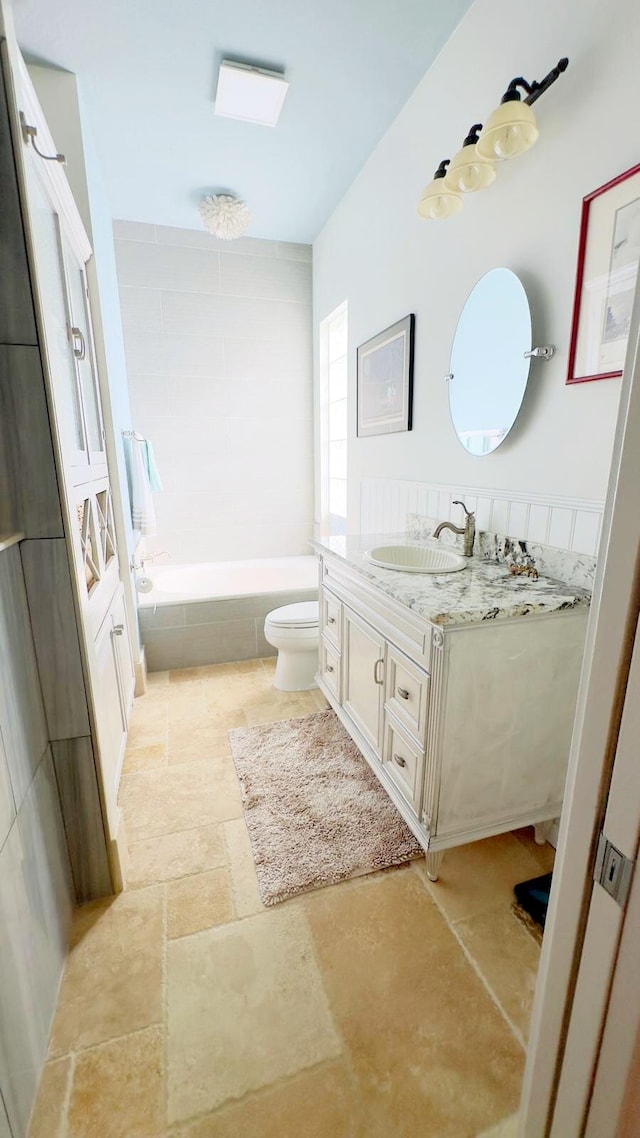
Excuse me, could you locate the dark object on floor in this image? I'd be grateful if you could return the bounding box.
[514,871,553,933]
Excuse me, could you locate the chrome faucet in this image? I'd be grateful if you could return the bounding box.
[433,500,476,557]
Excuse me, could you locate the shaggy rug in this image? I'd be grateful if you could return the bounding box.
[228,710,423,906]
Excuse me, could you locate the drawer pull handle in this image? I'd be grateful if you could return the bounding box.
[393,753,407,768]
[397,686,410,700]
[70,326,86,360]
[328,616,336,624]
[326,664,334,673]
[373,658,385,685]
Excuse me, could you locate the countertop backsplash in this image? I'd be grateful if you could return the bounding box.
[405,513,597,592]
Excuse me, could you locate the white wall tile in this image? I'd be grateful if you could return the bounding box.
[572,510,601,556]
[161,291,279,340]
[276,241,312,262]
[118,287,163,334]
[220,254,312,303]
[115,241,220,293]
[156,226,277,257]
[113,219,156,243]
[475,497,492,531]
[123,329,225,377]
[528,504,550,543]
[548,507,574,549]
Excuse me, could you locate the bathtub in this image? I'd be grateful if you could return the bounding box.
[138,555,319,672]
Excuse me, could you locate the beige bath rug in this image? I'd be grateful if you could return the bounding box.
[228,710,423,906]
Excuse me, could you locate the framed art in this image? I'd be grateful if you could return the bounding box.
[356,313,415,437]
[567,162,640,384]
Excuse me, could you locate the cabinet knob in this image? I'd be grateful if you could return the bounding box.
[328,616,336,624]
[326,663,334,673]
[397,687,410,700]
[393,753,407,768]
[111,624,124,636]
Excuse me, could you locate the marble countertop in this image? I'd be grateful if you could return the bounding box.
[312,534,592,628]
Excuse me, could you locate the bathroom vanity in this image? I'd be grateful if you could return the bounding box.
[313,536,590,878]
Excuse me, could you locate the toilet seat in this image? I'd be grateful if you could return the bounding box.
[265,601,319,629]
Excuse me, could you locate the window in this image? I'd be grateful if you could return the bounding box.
[319,301,348,535]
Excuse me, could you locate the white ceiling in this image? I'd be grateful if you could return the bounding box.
[13,0,472,242]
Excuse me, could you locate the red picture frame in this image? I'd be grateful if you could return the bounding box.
[567,162,640,385]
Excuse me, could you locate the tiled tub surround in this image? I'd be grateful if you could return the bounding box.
[316,534,591,627]
[139,555,319,671]
[27,657,554,1138]
[114,221,314,565]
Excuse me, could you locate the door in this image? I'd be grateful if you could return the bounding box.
[342,606,385,756]
[521,257,640,1135]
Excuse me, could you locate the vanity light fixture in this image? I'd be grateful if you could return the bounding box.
[417,160,463,220]
[417,57,568,220]
[477,58,569,161]
[444,124,496,193]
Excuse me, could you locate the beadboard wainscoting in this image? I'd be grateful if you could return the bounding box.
[359,479,605,561]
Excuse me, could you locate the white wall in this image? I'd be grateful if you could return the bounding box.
[115,223,313,564]
[313,0,640,535]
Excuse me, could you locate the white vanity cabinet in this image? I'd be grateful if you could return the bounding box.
[317,551,588,871]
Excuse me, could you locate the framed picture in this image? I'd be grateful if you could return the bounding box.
[567,162,640,384]
[356,314,415,436]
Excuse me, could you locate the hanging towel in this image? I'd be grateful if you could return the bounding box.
[142,439,164,492]
[123,435,157,535]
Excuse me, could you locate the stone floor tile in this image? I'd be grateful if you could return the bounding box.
[223,817,264,917]
[242,693,318,726]
[166,905,341,1123]
[27,1056,71,1138]
[67,1026,164,1138]
[512,826,556,873]
[48,887,163,1056]
[414,832,544,923]
[167,867,234,938]
[168,733,233,767]
[146,670,169,686]
[172,1062,361,1138]
[123,743,168,775]
[455,905,541,1039]
[119,763,243,842]
[127,825,227,889]
[304,870,523,1138]
[168,713,244,754]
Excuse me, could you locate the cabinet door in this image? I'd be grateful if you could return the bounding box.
[342,606,385,756]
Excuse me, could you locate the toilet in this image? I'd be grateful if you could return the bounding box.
[263,601,320,691]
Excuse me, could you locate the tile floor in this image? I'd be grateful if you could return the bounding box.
[29,657,553,1138]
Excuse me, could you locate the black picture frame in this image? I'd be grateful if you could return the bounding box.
[356,314,415,437]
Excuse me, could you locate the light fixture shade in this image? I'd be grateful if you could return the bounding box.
[444,143,496,193]
[417,178,462,220]
[199,194,251,240]
[476,101,539,160]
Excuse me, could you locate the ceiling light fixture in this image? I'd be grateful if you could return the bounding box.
[199,194,251,240]
[417,57,568,221]
[215,60,289,127]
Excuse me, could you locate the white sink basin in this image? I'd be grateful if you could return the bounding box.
[364,544,467,574]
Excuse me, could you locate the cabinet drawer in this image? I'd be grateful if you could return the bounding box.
[383,715,425,815]
[385,647,429,744]
[320,637,340,700]
[321,588,342,650]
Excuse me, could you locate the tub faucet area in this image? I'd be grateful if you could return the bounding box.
[433,499,476,557]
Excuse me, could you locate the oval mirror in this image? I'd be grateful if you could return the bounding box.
[449,267,532,456]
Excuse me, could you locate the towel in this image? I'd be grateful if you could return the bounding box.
[142,439,163,492]
[123,435,157,535]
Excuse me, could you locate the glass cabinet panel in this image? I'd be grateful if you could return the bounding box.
[27,169,87,462]
[63,236,106,462]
